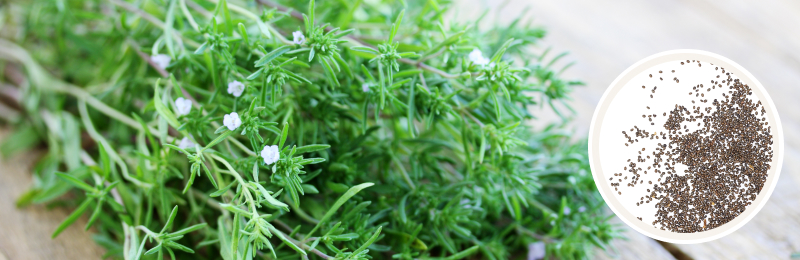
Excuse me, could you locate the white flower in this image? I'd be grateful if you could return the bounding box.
[361,83,370,93]
[527,242,546,260]
[261,145,280,165]
[151,54,171,70]
[578,206,586,213]
[292,31,306,45]
[227,80,245,97]
[468,48,490,66]
[563,207,571,215]
[223,112,242,131]
[174,97,192,116]
[178,137,194,150]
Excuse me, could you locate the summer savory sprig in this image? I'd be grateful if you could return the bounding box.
[0,0,619,259]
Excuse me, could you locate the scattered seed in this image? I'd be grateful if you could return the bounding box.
[612,60,772,233]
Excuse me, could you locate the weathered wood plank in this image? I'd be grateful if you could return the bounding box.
[0,130,105,260]
[594,216,677,260]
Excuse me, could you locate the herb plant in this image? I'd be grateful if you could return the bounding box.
[0,0,620,259]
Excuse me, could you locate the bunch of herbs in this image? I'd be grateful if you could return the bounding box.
[0,0,620,259]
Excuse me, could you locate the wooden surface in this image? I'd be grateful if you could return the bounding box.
[454,0,800,259]
[0,132,106,259]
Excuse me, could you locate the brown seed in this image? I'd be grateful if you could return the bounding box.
[613,69,771,233]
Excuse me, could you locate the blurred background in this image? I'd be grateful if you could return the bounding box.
[1,0,799,259]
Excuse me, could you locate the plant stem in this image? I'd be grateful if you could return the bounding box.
[77,101,152,188]
[203,0,293,45]
[207,153,257,214]
[179,0,200,31]
[289,202,320,224]
[0,39,158,134]
[136,225,159,238]
[2,39,258,159]
[255,0,463,78]
[107,0,201,48]
[267,226,332,259]
[193,186,330,259]
[392,155,416,190]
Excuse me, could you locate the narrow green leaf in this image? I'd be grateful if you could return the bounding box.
[153,79,181,129]
[307,0,315,26]
[163,143,189,155]
[164,0,177,58]
[144,243,162,255]
[293,144,330,154]
[304,183,374,239]
[270,226,306,255]
[489,87,501,119]
[333,54,353,78]
[182,166,197,194]
[299,157,325,165]
[231,213,240,258]
[132,230,148,260]
[55,172,97,193]
[284,69,312,84]
[211,182,236,197]
[218,217,232,260]
[194,42,208,54]
[165,241,195,253]
[378,63,386,109]
[490,38,515,63]
[52,198,92,238]
[361,64,375,82]
[279,123,289,149]
[319,56,339,86]
[98,143,111,178]
[394,69,423,78]
[426,30,466,56]
[399,193,409,223]
[348,226,382,259]
[479,128,487,164]
[214,0,233,35]
[337,0,361,27]
[161,205,179,233]
[301,184,319,194]
[85,197,104,230]
[461,118,473,175]
[443,245,480,260]
[350,46,379,54]
[238,23,249,46]
[220,203,250,216]
[169,73,184,98]
[204,130,233,151]
[499,84,511,102]
[263,190,290,210]
[246,68,263,80]
[255,45,291,67]
[389,9,405,42]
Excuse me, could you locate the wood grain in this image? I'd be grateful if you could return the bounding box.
[454,0,800,259]
[593,214,677,260]
[0,130,105,260]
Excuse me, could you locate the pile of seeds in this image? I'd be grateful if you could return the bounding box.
[611,60,773,233]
